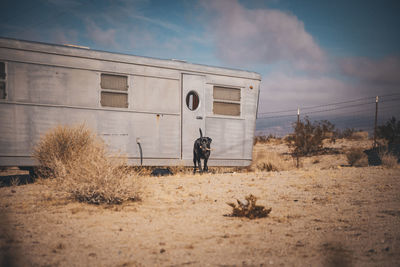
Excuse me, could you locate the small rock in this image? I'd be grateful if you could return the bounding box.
[368,249,375,253]
[160,248,166,253]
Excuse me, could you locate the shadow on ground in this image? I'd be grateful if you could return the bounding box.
[0,174,33,187]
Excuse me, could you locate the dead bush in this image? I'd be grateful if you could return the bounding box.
[379,150,399,168]
[226,194,271,219]
[250,150,295,172]
[33,124,94,177]
[346,148,368,167]
[254,134,282,145]
[33,124,141,205]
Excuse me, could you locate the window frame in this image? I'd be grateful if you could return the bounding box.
[0,61,7,100]
[186,90,200,111]
[212,85,242,117]
[100,73,129,108]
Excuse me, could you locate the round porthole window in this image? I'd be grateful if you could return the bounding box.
[186,91,199,111]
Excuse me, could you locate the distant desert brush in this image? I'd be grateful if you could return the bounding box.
[346,148,368,167]
[379,151,399,168]
[33,124,140,204]
[250,150,295,172]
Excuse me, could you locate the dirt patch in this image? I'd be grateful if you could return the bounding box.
[1,140,399,266]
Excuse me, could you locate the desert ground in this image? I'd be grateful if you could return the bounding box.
[1,139,399,266]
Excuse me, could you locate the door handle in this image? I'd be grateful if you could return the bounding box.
[196,116,203,120]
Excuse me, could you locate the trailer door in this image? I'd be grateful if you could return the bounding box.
[182,74,205,161]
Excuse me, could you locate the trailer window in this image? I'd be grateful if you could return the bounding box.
[0,62,5,99]
[186,91,199,111]
[213,86,240,116]
[100,73,128,108]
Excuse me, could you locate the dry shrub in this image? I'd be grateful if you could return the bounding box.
[350,131,368,140]
[380,151,399,168]
[286,118,335,156]
[250,150,295,172]
[377,117,400,144]
[254,134,283,145]
[346,148,368,167]
[33,124,94,177]
[10,177,20,186]
[33,124,140,205]
[226,194,271,219]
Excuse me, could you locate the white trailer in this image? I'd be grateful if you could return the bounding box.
[0,38,261,167]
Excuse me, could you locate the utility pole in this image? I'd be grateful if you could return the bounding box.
[374,96,379,148]
[296,108,300,168]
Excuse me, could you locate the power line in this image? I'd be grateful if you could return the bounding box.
[258,96,372,115]
[257,114,298,119]
[258,101,375,118]
[257,102,400,121]
[258,93,400,116]
[302,101,375,115]
[380,97,400,104]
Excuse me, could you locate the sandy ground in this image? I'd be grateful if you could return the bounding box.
[1,140,400,266]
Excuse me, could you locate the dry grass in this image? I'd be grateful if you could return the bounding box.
[250,150,295,172]
[33,124,141,205]
[346,148,368,167]
[169,165,193,175]
[380,152,399,168]
[10,177,20,186]
[254,135,284,145]
[350,131,369,140]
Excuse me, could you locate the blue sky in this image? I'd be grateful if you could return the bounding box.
[1,0,399,135]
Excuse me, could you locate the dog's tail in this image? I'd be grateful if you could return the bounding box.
[199,128,203,138]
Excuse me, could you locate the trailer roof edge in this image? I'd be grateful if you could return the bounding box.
[0,37,262,81]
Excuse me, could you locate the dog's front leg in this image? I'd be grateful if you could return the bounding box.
[204,158,208,172]
[193,156,197,173]
[197,158,202,173]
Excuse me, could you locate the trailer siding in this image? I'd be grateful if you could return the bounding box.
[0,37,260,167]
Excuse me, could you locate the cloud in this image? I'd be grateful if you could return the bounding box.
[85,20,118,49]
[340,56,400,84]
[129,14,183,33]
[258,72,352,114]
[200,0,327,71]
[51,29,79,45]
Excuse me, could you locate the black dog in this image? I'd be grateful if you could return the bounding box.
[193,128,212,173]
